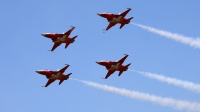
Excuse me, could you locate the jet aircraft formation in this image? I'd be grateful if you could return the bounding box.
[36,8,133,87]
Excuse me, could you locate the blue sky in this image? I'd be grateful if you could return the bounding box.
[1,1,200,112]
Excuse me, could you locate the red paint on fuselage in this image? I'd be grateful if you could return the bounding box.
[36,70,70,80]
[97,8,133,30]
[41,26,77,51]
[96,61,128,72]
[36,64,72,87]
[98,13,130,24]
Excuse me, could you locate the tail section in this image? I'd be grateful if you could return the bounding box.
[65,73,72,80]
[67,73,72,77]
[125,63,131,68]
[59,73,72,85]
[120,17,133,29]
[128,17,134,21]
[118,63,131,76]
[72,35,78,40]
[65,35,77,49]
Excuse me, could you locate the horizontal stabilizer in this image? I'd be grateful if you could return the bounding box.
[128,17,134,21]
[59,80,64,85]
[120,23,125,29]
[72,35,78,39]
[125,63,131,67]
[67,73,72,76]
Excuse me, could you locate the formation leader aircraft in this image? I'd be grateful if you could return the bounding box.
[97,8,133,31]
[41,26,78,51]
[36,64,72,87]
[96,54,131,79]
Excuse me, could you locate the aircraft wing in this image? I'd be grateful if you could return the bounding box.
[44,79,56,87]
[117,54,129,64]
[64,26,75,37]
[119,8,131,17]
[51,43,62,51]
[58,64,70,74]
[106,23,117,30]
[104,70,116,79]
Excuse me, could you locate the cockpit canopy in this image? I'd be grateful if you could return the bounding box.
[40,69,50,72]
[99,60,109,62]
[44,33,55,35]
[98,12,111,15]
[101,12,111,14]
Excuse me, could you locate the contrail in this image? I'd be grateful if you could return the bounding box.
[129,69,200,93]
[71,78,200,112]
[131,22,200,49]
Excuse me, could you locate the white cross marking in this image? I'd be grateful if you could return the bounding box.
[51,73,61,79]
[109,63,120,70]
[111,16,122,22]
[55,35,66,42]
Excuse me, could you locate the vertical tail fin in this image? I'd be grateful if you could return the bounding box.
[65,35,78,49]
[70,35,78,44]
[59,73,72,85]
[118,63,131,76]
[120,17,133,29]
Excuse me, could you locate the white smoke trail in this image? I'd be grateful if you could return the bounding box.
[129,69,200,93]
[131,22,200,49]
[71,78,200,112]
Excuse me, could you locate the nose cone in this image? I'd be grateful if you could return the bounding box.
[97,13,101,16]
[41,33,46,36]
[96,61,100,64]
[35,70,41,73]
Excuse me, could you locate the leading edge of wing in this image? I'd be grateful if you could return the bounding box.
[103,70,116,79]
[105,22,117,31]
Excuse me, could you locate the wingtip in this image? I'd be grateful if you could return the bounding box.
[124,54,129,56]
[127,8,131,10]
[65,64,70,66]
[101,77,106,79]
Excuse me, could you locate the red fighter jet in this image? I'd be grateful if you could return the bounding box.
[97,8,133,31]
[41,26,78,51]
[96,54,131,79]
[36,64,72,87]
